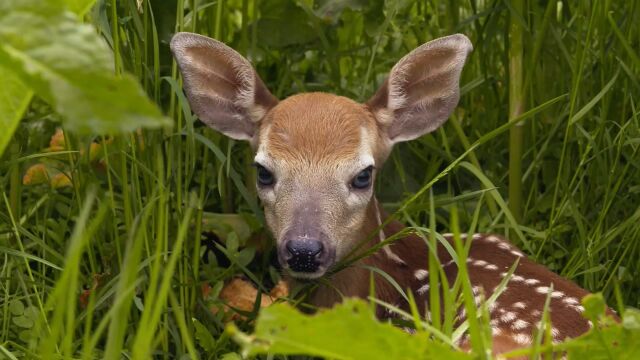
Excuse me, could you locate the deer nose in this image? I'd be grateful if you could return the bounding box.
[285,239,324,273]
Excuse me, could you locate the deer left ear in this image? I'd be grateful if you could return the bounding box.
[367,34,472,144]
[170,32,278,141]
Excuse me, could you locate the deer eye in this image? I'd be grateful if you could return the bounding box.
[255,163,275,187]
[351,166,373,189]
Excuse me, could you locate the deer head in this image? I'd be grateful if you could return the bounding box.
[171,32,472,280]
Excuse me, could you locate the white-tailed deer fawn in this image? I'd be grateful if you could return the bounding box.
[171,32,615,355]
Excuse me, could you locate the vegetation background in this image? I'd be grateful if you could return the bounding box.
[0,0,639,358]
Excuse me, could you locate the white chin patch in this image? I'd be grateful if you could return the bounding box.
[288,269,327,280]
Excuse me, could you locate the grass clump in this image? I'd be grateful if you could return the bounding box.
[1,0,639,358]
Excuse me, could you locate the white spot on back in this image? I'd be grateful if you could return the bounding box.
[417,283,430,295]
[414,269,429,280]
[442,259,456,267]
[513,302,527,309]
[501,272,525,282]
[500,311,517,323]
[563,297,579,305]
[489,301,499,312]
[571,305,585,313]
[525,278,540,286]
[458,308,466,320]
[512,319,529,330]
[536,286,552,294]
[512,333,531,345]
[442,233,467,238]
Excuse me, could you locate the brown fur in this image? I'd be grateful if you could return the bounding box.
[261,93,383,164]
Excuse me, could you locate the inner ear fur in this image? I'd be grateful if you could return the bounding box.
[367,34,473,143]
[170,32,277,140]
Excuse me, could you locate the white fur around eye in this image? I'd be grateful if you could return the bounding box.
[346,188,373,208]
[257,185,276,204]
[341,127,376,207]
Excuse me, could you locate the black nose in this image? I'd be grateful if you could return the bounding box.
[285,239,324,272]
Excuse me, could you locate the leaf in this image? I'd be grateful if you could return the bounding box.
[23,306,40,321]
[48,128,66,151]
[581,293,606,322]
[192,318,216,352]
[236,247,256,267]
[226,232,239,254]
[12,315,34,329]
[23,164,49,185]
[257,0,316,48]
[201,212,254,245]
[314,0,367,22]
[623,308,640,331]
[215,278,275,321]
[229,299,472,360]
[18,329,33,343]
[0,65,32,156]
[9,300,24,316]
[564,312,640,359]
[0,0,171,135]
[50,173,72,189]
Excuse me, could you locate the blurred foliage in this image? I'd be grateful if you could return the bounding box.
[229,296,639,360]
[0,0,169,154]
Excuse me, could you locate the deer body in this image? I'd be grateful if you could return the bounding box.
[299,203,596,347]
[171,32,610,355]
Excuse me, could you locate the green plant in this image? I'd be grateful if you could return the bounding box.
[0,0,638,359]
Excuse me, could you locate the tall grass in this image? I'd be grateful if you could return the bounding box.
[0,0,638,358]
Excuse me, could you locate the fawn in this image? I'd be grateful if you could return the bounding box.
[171,32,613,355]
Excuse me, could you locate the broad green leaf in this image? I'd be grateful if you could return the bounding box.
[201,212,254,245]
[192,318,216,352]
[229,299,472,360]
[581,293,606,322]
[623,308,640,330]
[0,66,32,156]
[0,0,171,135]
[12,315,34,329]
[563,314,640,359]
[9,299,25,316]
[258,0,316,48]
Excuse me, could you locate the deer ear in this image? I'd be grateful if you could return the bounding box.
[170,32,278,140]
[367,34,472,144]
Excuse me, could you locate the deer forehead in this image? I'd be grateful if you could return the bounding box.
[255,93,383,171]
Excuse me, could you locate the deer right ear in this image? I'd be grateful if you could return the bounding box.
[367,34,472,144]
[170,32,278,140]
